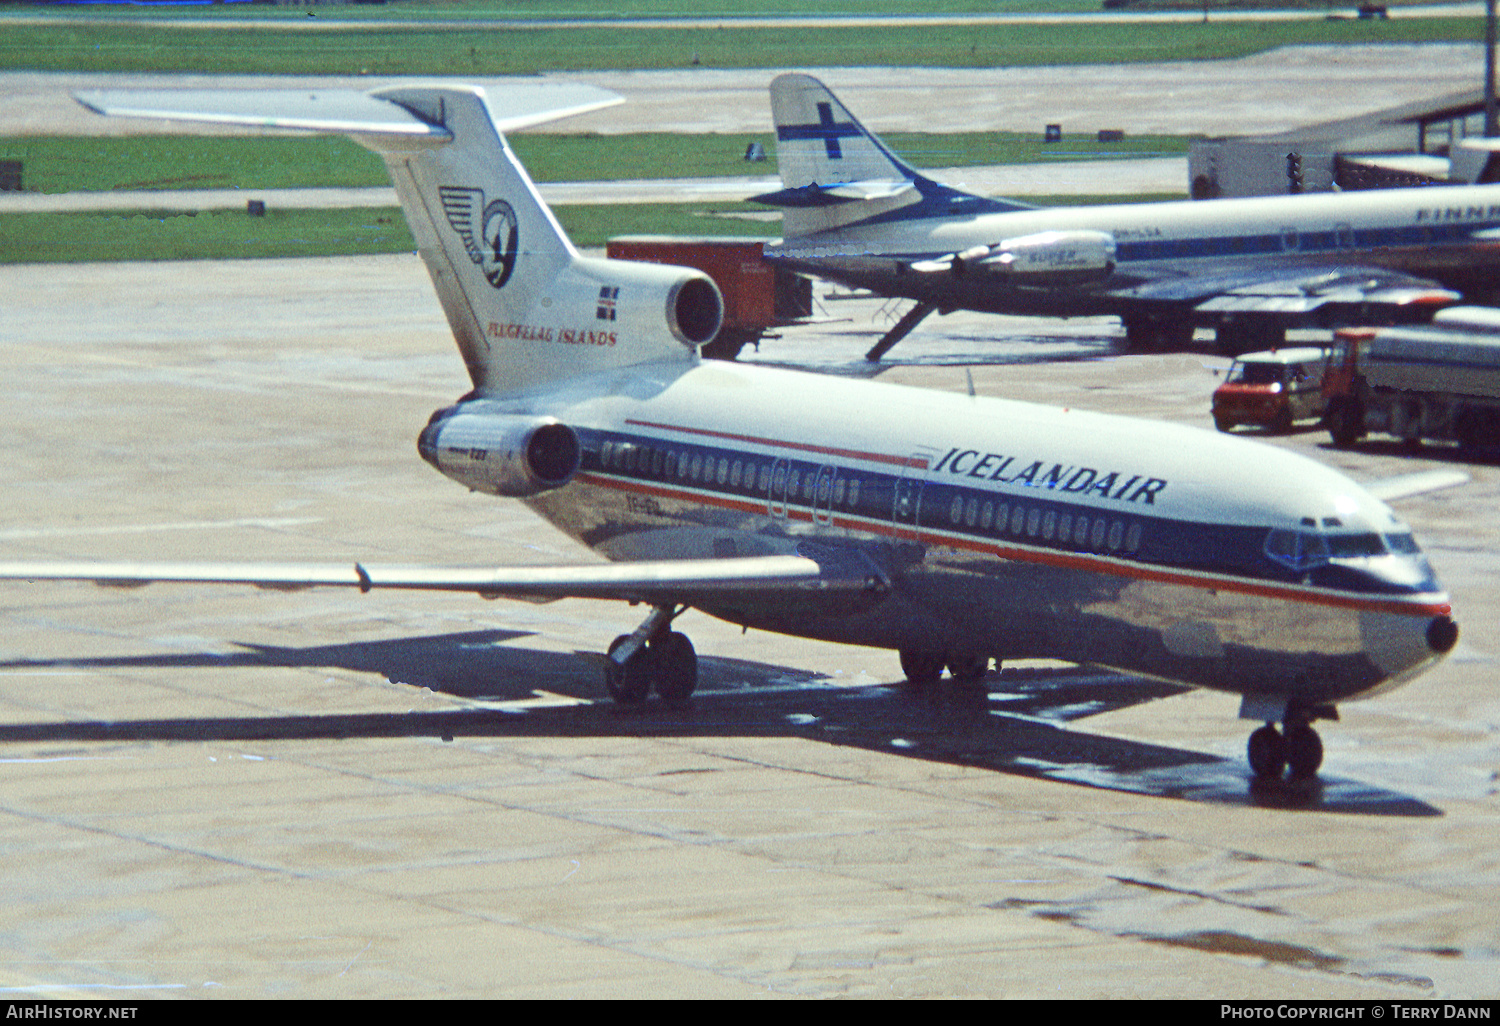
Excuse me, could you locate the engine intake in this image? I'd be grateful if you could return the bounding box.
[669,275,724,347]
[418,410,581,497]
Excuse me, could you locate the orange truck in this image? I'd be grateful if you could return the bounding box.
[1324,307,1500,451]
[1212,347,1331,434]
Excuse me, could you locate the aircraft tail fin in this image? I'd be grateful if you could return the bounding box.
[75,84,724,396]
[769,72,926,191]
[757,73,1032,238]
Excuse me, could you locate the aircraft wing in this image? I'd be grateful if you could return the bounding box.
[0,550,886,606]
[1113,263,1459,316]
[1363,469,1470,503]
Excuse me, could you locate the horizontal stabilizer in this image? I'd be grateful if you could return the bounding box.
[750,181,916,208]
[74,82,622,141]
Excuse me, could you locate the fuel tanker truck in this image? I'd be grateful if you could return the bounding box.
[1325,306,1500,452]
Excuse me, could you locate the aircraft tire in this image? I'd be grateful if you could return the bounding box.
[1217,321,1284,357]
[1328,399,1365,448]
[945,654,990,682]
[899,650,944,686]
[1122,316,1193,352]
[1285,723,1324,780]
[1457,406,1500,452]
[651,631,698,705]
[1247,724,1288,779]
[604,634,653,705]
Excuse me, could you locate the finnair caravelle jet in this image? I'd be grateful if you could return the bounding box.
[754,74,1499,360]
[0,83,1463,784]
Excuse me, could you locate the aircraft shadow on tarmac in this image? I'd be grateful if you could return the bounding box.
[0,629,1439,817]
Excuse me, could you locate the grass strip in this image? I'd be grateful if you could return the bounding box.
[0,18,1484,75]
[0,131,1188,194]
[0,191,1191,264]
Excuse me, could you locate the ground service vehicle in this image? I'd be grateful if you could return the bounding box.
[605,237,811,360]
[1326,307,1500,451]
[1212,347,1330,434]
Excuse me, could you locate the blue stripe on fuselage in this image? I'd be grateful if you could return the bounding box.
[576,427,1438,600]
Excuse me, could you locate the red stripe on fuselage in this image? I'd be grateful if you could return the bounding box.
[575,472,1451,620]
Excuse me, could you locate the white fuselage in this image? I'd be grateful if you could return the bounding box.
[443,358,1454,708]
[768,183,1500,316]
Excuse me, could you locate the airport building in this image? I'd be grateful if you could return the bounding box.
[1189,89,1500,198]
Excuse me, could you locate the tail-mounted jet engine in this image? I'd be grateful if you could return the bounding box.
[657,271,723,349]
[566,257,725,351]
[418,411,581,497]
[915,229,1117,284]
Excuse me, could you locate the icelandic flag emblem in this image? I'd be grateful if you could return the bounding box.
[597,286,619,321]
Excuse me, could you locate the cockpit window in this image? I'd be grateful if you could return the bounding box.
[1325,532,1387,559]
[1265,529,1327,571]
[1384,532,1421,555]
[1264,528,1393,570]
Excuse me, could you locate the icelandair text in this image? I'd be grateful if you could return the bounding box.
[931,447,1167,505]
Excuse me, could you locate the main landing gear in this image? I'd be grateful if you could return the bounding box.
[899,649,992,685]
[1246,709,1327,782]
[603,605,698,706]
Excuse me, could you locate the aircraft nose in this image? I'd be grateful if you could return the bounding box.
[417,418,445,469]
[1427,614,1459,655]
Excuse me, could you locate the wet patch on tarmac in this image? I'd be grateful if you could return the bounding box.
[0,635,1441,817]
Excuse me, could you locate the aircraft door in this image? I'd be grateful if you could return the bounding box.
[767,456,792,520]
[812,464,837,526]
[891,449,936,541]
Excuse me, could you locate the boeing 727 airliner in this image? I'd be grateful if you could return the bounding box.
[0,83,1462,784]
[755,74,1498,359]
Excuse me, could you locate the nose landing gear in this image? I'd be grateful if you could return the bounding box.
[1247,707,1329,782]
